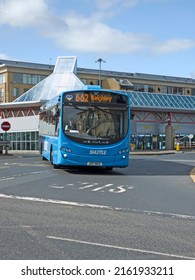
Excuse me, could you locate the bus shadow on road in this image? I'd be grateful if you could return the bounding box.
[61,166,123,176]
[57,158,194,177]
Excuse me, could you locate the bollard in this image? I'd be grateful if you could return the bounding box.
[176,143,180,151]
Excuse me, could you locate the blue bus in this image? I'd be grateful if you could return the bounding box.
[39,86,130,169]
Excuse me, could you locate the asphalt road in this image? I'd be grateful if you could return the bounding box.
[0,152,195,260]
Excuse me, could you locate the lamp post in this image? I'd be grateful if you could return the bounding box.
[95,58,106,86]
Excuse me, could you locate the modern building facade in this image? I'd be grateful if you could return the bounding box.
[0,59,53,103]
[1,58,195,104]
[1,57,195,151]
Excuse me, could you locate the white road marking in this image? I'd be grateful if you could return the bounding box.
[46,235,194,260]
[48,182,134,193]
[161,159,195,163]
[0,177,15,181]
[49,185,64,189]
[79,183,98,190]
[0,166,9,169]
[0,193,113,210]
[0,171,47,182]
[109,186,126,193]
[4,162,47,167]
[92,184,113,192]
[0,193,195,221]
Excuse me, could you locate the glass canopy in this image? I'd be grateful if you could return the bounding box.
[14,56,84,102]
[129,91,195,112]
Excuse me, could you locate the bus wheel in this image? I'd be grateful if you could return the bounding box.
[50,148,59,169]
[105,167,113,171]
[50,148,54,165]
[40,144,47,160]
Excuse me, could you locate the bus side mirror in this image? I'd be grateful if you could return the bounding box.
[52,107,59,117]
[130,112,135,120]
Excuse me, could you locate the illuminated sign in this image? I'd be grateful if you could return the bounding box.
[64,91,128,105]
[75,93,112,103]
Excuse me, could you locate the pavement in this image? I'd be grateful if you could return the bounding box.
[0,149,186,159]
[0,150,40,158]
[130,149,184,155]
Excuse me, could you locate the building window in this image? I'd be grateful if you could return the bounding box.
[0,74,5,84]
[0,88,4,98]
[147,85,155,92]
[133,84,155,93]
[13,73,22,83]
[81,79,87,85]
[95,80,99,85]
[23,74,31,84]
[173,87,184,95]
[191,89,195,96]
[162,86,173,94]
[134,84,145,92]
[0,131,39,150]
[13,87,20,97]
[162,86,184,95]
[13,73,47,85]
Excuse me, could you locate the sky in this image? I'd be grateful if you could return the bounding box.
[0,0,195,78]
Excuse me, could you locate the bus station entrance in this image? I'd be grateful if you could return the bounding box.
[129,93,195,150]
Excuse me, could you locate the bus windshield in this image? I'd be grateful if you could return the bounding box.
[62,91,128,145]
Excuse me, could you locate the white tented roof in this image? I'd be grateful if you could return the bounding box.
[13,56,84,102]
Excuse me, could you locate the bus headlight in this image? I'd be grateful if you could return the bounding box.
[60,146,72,153]
[60,147,72,158]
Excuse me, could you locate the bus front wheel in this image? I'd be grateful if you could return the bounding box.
[50,148,59,169]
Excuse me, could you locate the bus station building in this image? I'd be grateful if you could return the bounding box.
[0,56,195,151]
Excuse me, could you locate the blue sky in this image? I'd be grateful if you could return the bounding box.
[0,0,195,78]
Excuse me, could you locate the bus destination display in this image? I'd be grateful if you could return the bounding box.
[64,91,127,104]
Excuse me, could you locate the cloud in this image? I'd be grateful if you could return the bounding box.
[95,0,170,11]
[48,13,150,54]
[190,72,195,79]
[0,0,195,56]
[95,0,138,10]
[0,0,50,27]
[152,39,195,54]
[0,53,10,59]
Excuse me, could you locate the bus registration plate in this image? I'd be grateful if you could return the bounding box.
[87,162,103,166]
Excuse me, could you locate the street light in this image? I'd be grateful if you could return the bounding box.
[95,58,106,86]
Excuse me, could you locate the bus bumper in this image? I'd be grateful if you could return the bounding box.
[58,152,129,168]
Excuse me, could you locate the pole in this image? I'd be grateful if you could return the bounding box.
[95,58,106,86]
[4,131,8,154]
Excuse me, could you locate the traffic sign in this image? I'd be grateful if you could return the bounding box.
[1,121,11,131]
